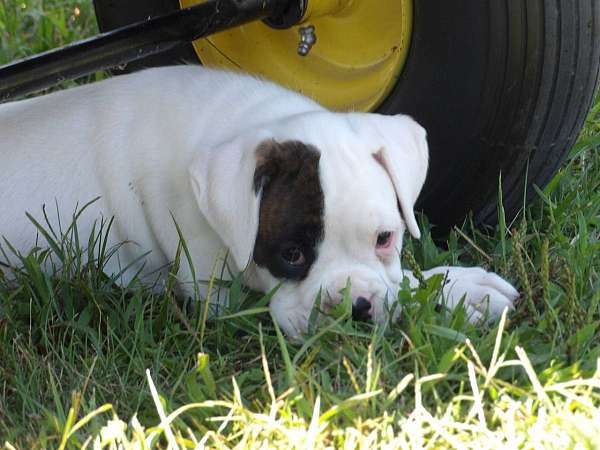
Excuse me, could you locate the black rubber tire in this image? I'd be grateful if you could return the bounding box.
[94,0,600,233]
[379,1,600,232]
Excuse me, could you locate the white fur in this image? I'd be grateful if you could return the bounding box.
[0,66,519,339]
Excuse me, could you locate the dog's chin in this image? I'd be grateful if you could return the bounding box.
[247,261,402,339]
[265,283,314,341]
[264,280,401,341]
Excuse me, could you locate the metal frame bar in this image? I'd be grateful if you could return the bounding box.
[0,0,294,102]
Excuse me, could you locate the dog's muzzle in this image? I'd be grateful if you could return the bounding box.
[351,296,372,321]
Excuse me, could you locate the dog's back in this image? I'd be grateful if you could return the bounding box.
[0,66,322,274]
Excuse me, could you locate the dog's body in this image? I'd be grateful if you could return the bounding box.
[0,66,518,339]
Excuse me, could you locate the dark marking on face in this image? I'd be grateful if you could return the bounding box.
[252,140,324,281]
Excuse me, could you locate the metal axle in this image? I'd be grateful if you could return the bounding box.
[0,0,299,102]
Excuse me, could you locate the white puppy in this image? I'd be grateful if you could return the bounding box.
[0,66,518,339]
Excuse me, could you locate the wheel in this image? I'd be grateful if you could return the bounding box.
[93,0,600,233]
[380,1,600,231]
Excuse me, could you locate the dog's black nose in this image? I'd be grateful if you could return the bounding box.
[352,296,372,321]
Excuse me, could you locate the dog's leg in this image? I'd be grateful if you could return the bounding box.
[403,266,519,322]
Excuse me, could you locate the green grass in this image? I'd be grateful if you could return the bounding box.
[0,0,103,92]
[1,1,600,448]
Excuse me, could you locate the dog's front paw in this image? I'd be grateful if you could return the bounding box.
[434,267,519,323]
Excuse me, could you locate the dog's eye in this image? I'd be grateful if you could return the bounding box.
[376,231,393,249]
[281,246,305,266]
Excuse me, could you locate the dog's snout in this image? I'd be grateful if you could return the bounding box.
[352,296,372,321]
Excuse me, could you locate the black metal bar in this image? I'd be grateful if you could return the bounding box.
[0,0,294,102]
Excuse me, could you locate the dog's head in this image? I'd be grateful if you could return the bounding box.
[189,112,428,339]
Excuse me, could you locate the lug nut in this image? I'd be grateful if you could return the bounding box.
[298,25,316,56]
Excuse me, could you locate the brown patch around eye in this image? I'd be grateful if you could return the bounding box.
[252,140,324,281]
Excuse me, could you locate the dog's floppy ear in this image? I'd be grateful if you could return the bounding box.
[372,115,429,239]
[188,130,272,270]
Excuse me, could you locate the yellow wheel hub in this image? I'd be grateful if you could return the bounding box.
[179,0,412,111]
